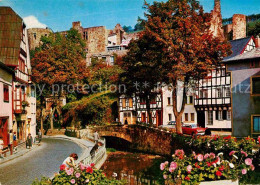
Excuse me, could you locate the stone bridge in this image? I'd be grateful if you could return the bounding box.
[81,125,183,156]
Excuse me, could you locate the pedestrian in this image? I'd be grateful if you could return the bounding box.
[13,132,17,153]
[62,153,78,168]
[124,118,128,125]
[38,130,42,143]
[26,133,33,149]
[8,130,13,155]
[93,131,99,145]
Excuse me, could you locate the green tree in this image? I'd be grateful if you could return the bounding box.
[137,0,231,132]
[31,29,89,131]
[120,33,168,126]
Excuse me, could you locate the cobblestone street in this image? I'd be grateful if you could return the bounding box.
[0,138,84,185]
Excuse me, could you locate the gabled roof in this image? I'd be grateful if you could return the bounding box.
[0,7,23,66]
[223,47,260,62]
[224,37,252,61]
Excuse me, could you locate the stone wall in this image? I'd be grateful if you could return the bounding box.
[232,14,246,40]
[85,26,108,54]
[27,28,52,50]
[210,0,224,39]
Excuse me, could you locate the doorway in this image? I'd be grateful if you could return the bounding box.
[197,111,205,128]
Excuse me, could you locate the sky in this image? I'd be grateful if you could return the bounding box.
[0,0,259,32]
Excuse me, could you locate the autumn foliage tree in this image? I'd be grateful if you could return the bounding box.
[31,29,89,131]
[134,0,231,132]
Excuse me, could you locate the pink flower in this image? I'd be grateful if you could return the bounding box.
[209,153,216,158]
[169,167,175,173]
[160,163,165,171]
[241,150,248,157]
[229,151,236,156]
[70,179,75,184]
[245,158,252,166]
[250,164,255,171]
[75,173,80,178]
[242,169,247,175]
[204,154,210,159]
[170,162,178,170]
[163,174,168,179]
[65,168,74,176]
[197,154,204,162]
[187,165,192,172]
[175,149,185,159]
[85,179,89,183]
[79,163,86,171]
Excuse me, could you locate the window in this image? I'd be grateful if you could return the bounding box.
[218,110,223,120]
[223,110,227,120]
[83,31,88,40]
[168,114,172,121]
[203,90,208,98]
[110,56,114,65]
[185,113,188,121]
[140,97,145,105]
[221,68,226,76]
[226,87,231,97]
[3,84,9,102]
[216,88,222,98]
[186,96,194,104]
[168,97,171,105]
[191,113,194,122]
[208,111,213,125]
[252,116,260,133]
[102,57,106,62]
[141,113,146,122]
[190,96,193,104]
[33,33,36,39]
[251,77,260,95]
[250,61,255,68]
[129,98,133,108]
[122,99,126,108]
[227,110,231,120]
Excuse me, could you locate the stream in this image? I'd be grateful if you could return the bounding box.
[100,151,165,185]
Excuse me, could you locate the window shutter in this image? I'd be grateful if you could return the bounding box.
[216,111,219,120]
[223,110,227,120]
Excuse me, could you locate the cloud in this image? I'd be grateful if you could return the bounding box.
[23,15,47,29]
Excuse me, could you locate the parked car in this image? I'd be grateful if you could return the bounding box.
[182,123,207,135]
[159,121,176,129]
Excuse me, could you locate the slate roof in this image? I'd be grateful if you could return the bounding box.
[0,7,23,66]
[223,37,252,61]
[223,47,260,62]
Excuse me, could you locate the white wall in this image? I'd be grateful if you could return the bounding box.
[0,68,13,130]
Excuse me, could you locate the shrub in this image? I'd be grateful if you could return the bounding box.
[32,163,125,185]
[160,149,255,185]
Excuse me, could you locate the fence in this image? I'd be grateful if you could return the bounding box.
[78,129,107,167]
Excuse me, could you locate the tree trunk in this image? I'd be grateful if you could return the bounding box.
[40,111,44,134]
[145,97,153,126]
[50,107,55,130]
[172,80,187,134]
[175,114,182,134]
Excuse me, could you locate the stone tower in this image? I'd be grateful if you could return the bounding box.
[210,0,224,39]
[232,14,246,40]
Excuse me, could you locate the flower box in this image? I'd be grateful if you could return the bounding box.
[200,180,238,185]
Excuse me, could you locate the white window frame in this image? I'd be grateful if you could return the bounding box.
[218,110,223,120]
[227,110,231,120]
[208,111,213,125]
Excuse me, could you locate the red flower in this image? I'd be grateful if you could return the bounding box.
[219,165,225,171]
[207,162,212,167]
[223,136,231,140]
[60,164,66,171]
[195,162,201,169]
[184,176,190,181]
[216,170,222,177]
[86,167,93,174]
[90,163,95,168]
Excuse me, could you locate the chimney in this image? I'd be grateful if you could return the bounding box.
[255,35,260,48]
[72,21,82,30]
[210,0,224,39]
[214,0,221,13]
[232,14,246,40]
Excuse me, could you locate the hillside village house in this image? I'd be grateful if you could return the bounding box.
[0,7,36,144]
[0,62,14,147]
[224,37,260,137]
